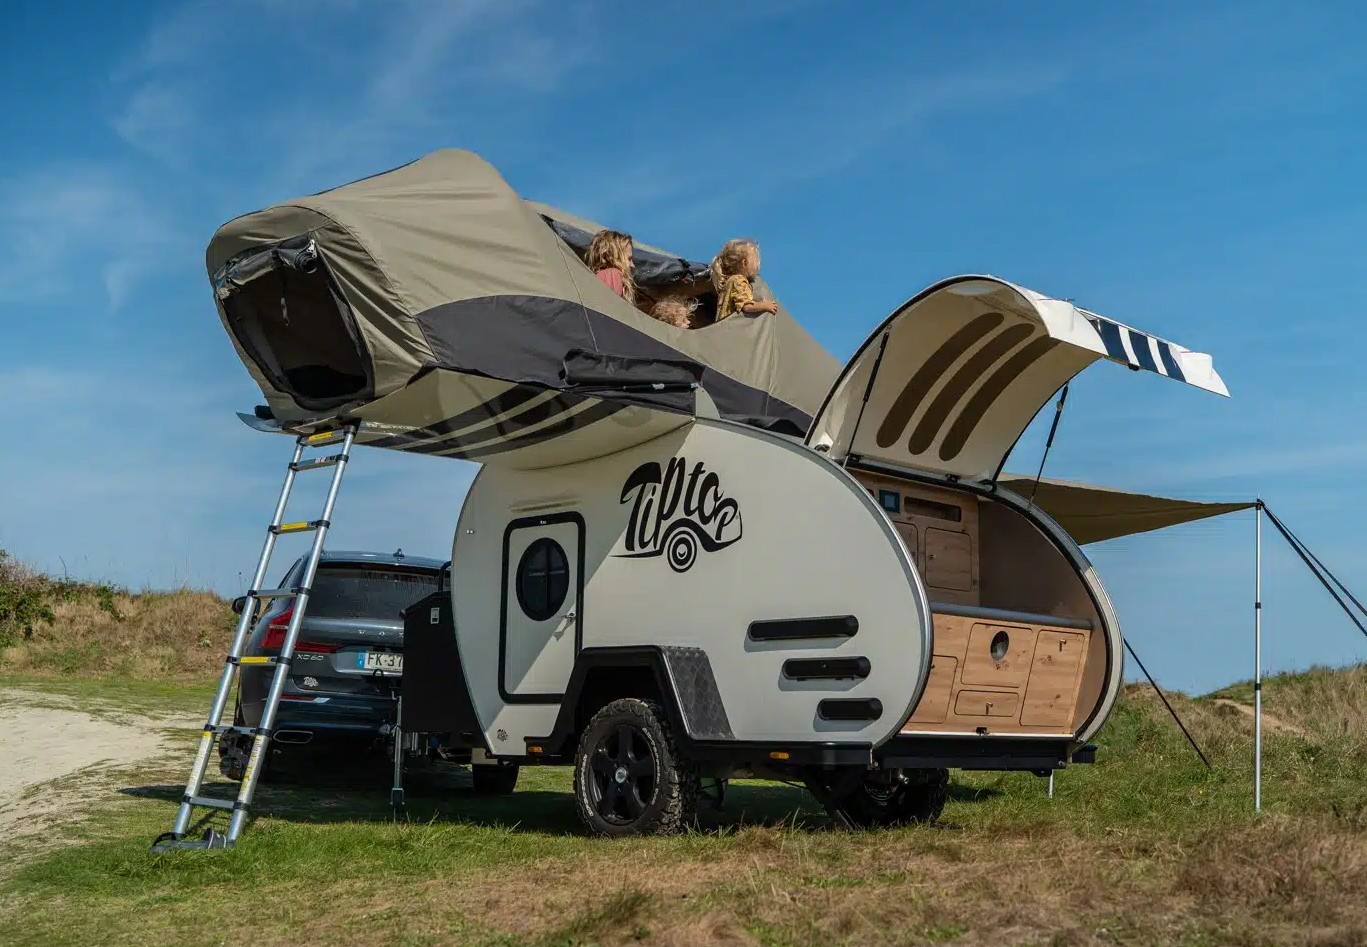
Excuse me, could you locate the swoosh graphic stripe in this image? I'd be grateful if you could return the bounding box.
[449,401,626,461]
[397,394,587,456]
[907,324,1034,455]
[937,336,1059,462]
[874,312,1005,449]
[362,385,546,450]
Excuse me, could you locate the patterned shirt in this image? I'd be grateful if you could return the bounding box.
[716,273,754,321]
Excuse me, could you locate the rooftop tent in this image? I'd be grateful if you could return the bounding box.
[994,474,1256,545]
[206,148,840,467]
[807,276,1228,482]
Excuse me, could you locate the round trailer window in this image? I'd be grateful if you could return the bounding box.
[516,538,570,622]
[990,630,1010,662]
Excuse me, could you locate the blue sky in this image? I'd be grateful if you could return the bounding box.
[1,0,1365,694]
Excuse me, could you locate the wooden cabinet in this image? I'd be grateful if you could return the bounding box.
[903,610,1093,736]
[1020,630,1089,728]
[857,473,979,605]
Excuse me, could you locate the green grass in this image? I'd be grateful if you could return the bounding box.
[2,674,1366,946]
[0,673,212,720]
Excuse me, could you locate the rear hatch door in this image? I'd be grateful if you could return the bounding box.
[806,275,1227,482]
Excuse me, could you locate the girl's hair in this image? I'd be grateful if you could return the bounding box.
[585,229,636,304]
[709,238,759,294]
[650,295,696,329]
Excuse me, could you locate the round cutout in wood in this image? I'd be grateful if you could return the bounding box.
[990,630,1010,662]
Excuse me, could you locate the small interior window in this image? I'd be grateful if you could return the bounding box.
[879,490,901,513]
[515,538,570,622]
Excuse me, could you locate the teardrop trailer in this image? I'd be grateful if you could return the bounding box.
[154,149,1230,849]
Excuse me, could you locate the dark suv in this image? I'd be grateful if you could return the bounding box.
[219,549,444,780]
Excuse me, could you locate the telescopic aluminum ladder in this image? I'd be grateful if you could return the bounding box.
[151,424,358,851]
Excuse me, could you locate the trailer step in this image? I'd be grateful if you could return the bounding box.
[249,587,301,601]
[290,454,345,472]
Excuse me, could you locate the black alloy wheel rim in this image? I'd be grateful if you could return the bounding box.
[588,724,658,824]
[862,781,902,807]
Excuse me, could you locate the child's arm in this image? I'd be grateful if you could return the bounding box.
[728,275,780,315]
[740,298,779,314]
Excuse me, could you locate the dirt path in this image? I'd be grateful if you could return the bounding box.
[0,689,195,839]
[1211,697,1306,736]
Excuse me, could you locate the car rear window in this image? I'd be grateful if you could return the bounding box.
[307,565,440,620]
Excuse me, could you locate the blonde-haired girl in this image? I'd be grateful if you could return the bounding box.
[585,229,635,305]
[649,294,696,329]
[710,238,779,321]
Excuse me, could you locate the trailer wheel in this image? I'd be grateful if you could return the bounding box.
[813,768,949,828]
[573,698,697,837]
[471,763,520,795]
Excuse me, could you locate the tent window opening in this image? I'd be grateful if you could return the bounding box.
[540,214,740,329]
[215,235,373,411]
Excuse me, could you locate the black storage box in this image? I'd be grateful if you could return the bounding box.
[400,566,483,744]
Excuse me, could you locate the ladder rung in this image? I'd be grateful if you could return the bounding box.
[290,454,345,472]
[231,655,288,667]
[185,795,240,812]
[207,723,266,737]
[299,429,349,447]
[270,519,329,535]
[250,587,301,601]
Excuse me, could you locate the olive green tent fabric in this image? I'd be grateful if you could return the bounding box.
[206,148,839,432]
[996,474,1254,545]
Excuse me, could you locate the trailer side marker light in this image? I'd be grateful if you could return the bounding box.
[769,751,790,761]
[528,745,543,754]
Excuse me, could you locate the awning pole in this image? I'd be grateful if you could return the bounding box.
[1255,499,1263,814]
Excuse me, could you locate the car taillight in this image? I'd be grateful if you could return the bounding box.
[259,605,341,654]
[260,606,293,652]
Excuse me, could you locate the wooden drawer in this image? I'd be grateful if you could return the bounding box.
[954,690,1020,718]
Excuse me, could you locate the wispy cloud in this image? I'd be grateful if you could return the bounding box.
[0,166,177,309]
[107,0,599,199]
[0,363,475,591]
[548,61,1071,235]
[112,82,198,167]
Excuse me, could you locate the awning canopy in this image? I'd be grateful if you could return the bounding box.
[995,474,1255,545]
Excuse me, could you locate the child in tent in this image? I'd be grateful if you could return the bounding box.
[649,294,696,329]
[585,229,635,305]
[710,238,780,321]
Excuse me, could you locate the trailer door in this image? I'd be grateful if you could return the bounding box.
[499,513,584,702]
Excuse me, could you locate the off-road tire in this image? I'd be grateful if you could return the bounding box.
[471,763,520,795]
[573,698,697,837]
[819,768,949,828]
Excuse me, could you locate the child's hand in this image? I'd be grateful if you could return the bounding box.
[761,299,780,314]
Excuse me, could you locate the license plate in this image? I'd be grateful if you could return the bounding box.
[357,651,403,673]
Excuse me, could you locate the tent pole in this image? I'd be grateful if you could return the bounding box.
[1255,499,1263,814]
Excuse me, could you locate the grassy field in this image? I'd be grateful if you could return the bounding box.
[2,571,1366,946]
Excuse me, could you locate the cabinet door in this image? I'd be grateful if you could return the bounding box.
[894,522,919,568]
[1020,630,1087,728]
[925,527,973,591]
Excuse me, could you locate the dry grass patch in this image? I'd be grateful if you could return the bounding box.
[0,551,230,680]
